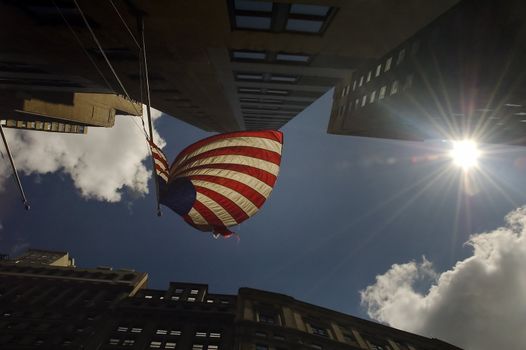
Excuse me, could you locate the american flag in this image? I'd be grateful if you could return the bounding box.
[152,130,283,237]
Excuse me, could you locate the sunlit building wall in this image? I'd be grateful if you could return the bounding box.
[328,0,526,146]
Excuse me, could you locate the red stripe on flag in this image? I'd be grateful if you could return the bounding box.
[175,163,278,187]
[189,175,267,208]
[176,146,281,170]
[194,185,249,223]
[192,200,226,227]
[152,153,169,169]
[174,130,283,164]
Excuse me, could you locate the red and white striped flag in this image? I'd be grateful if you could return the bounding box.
[157,130,283,238]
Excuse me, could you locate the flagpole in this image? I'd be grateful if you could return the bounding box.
[0,123,30,210]
[140,17,162,217]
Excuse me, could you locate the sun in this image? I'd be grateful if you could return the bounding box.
[449,140,480,170]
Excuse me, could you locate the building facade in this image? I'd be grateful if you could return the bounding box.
[0,0,457,132]
[0,248,461,350]
[328,0,526,146]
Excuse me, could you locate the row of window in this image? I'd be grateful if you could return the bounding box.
[231,50,311,64]
[231,0,335,34]
[115,327,220,338]
[340,42,419,97]
[1,119,86,134]
[141,294,230,304]
[337,75,414,117]
[239,87,289,96]
[235,72,299,84]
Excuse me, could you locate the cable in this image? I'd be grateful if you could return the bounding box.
[109,0,141,49]
[73,0,142,118]
[52,0,113,91]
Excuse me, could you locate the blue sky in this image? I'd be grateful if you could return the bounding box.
[1,89,526,345]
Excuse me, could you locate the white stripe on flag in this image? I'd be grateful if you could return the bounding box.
[173,136,282,169]
[174,155,280,178]
[191,179,259,216]
[195,192,238,226]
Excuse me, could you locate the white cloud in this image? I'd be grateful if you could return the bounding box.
[0,108,165,202]
[361,206,526,350]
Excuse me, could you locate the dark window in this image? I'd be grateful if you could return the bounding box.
[230,1,336,34]
[232,50,267,61]
[258,312,277,324]
[310,324,328,337]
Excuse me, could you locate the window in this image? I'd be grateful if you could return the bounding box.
[187,297,196,302]
[190,289,199,295]
[274,335,285,341]
[379,86,386,100]
[196,331,207,337]
[117,326,128,332]
[209,332,221,338]
[208,346,219,350]
[131,328,142,333]
[175,288,184,294]
[352,80,357,91]
[404,74,413,90]
[384,57,392,72]
[236,73,264,81]
[170,330,181,336]
[375,64,382,77]
[270,74,298,83]
[397,48,406,65]
[232,50,267,61]
[109,338,119,345]
[165,342,176,349]
[239,87,261,94]
[192,345,203,350]
[156,329,168,335]
[359,76,364,87]
[258,312,277,324]
[144,295,153,299]
[231,1,334,34]
[370,91,376,103]
[361,95,367,107]
[123,339,135,347]
[367,71,372,82]
[255,331,267,337]
[310,324,328,337]
[171,296,180,301]
[267,89,289,95]
[256,345,269,350]
[311,344,323,350]
[150,341,162,348]
[206,299,214,303]
[371,344,386,350]
[391,80,399,95]
[276,53,311,63]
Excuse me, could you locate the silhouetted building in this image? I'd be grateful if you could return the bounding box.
[0,248,462,350]
[328,0,526,146]
[0,0,458,132]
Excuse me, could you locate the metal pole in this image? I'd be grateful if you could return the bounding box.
[140,17,162,217]
[0,124,30,210]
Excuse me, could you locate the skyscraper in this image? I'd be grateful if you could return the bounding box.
[328,0,526,146]
[0,248,462,350]
[0,0,458,132]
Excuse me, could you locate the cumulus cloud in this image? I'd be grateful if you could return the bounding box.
[361,206,526,350]
[0,108,165,202]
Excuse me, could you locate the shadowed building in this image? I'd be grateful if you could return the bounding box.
[0,0,458,132]
[0,248,462,350]
[328,0,526,146]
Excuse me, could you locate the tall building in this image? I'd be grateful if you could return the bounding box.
[0,248,462,350]
[328,0,526,146]
[0,0,458,132]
